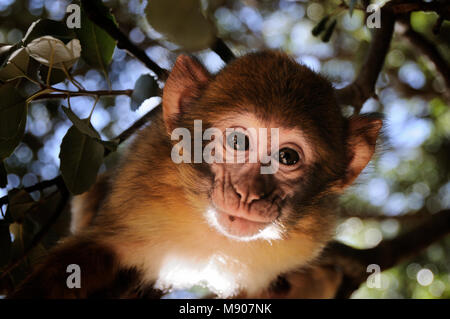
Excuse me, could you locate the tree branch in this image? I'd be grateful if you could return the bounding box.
[335,0,450,111]
[32,89,133,101]
[335,5,396,111]
[321,209,450,298]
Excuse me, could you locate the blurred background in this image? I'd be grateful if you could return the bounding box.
[0,0,449,298]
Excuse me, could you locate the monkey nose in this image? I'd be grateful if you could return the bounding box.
[235,188,267,204]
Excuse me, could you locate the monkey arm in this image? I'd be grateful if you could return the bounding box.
[8,236,119,299]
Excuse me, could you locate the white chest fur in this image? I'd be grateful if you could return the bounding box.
[136,231,320,297]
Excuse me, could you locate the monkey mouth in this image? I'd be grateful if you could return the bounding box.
[212,209,275,239]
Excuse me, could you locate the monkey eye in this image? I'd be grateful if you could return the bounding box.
[226,131,250,151]
[278,147,300,166]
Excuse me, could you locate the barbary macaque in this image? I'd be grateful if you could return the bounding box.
[9,51,381,298]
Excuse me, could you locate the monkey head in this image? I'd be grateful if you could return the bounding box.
[162,51,381,243]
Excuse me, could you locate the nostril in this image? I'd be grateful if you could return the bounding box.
[247,192,265,204]
[231,183,243,200]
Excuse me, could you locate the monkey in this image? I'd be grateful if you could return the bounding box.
[9,50,382,299]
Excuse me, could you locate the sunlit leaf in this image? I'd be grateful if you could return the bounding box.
[130,74,158,111]
[75,2,116,69]
[25,36,81,70]
[146,0,216,51]
[0,85,27,160]
[59,125,104,195]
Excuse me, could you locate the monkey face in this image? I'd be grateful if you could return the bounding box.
[163,51,382,243]
[203,113,320,240]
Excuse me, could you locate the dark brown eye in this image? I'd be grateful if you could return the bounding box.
[227,132,250,151]
[278,147,300,166]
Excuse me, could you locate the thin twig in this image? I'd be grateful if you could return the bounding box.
[31,88,133,101]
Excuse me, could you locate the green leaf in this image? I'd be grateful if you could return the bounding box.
[0,85,27,160]
[7,189,36,222]
[0,161,6,188]
[61,106,118,151]
[23,19,75,46]
[0,220,12,267]
[0,48,30,82]
[312,16,330,37]
[349,0,358,17]
[75,2,116,69]
[61,106,99,138]
[38,64,67,85]
[130,74,158,111]
[59,125,105,195]
[146,0,216,51]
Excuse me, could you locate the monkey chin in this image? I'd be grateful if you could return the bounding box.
[205,207,283,242]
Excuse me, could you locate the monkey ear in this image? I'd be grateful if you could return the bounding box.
[341,115,382,188]
[162,55,210,132]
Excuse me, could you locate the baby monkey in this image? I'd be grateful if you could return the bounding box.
[10,51,381,298]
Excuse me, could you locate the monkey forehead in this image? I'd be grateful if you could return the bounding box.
[200,51,342,131]
[210,112,315,161]
[206,51,336,108]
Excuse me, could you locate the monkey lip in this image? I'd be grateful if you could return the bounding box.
[214,209,274,238]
